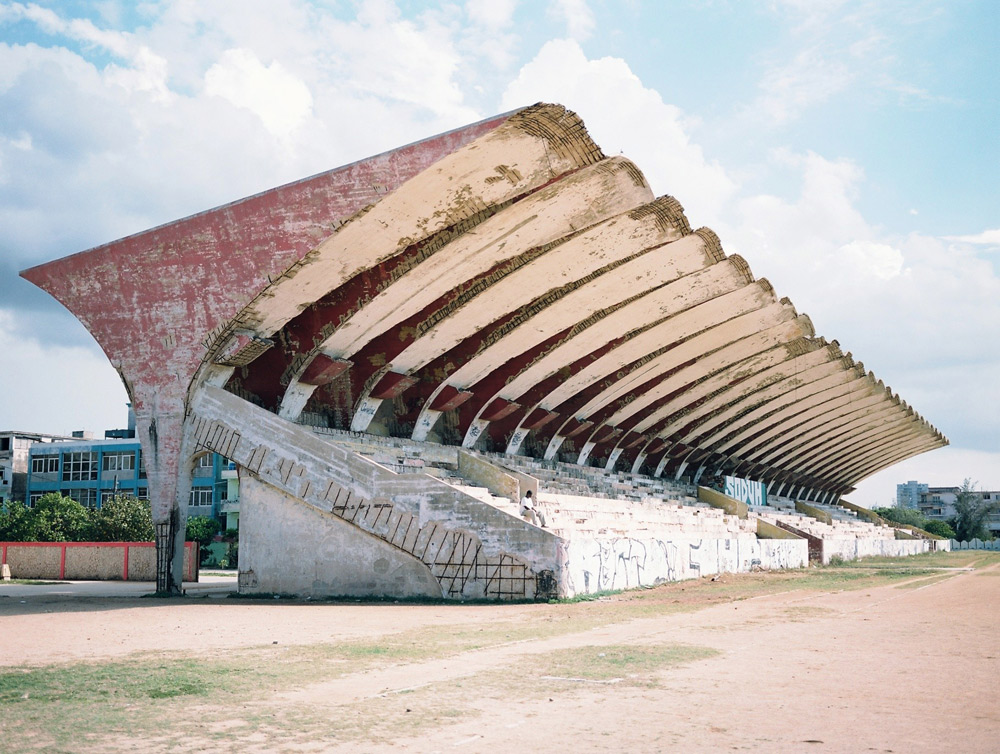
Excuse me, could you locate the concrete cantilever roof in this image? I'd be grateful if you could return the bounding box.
[22,103,947,523]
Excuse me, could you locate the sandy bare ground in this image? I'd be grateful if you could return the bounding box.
[2,559,998,753]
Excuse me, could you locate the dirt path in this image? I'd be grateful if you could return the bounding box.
[2,561,998,752]
[253,565,998,753]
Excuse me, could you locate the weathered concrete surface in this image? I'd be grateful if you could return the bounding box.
[191,386,562,600]
[21,104,948,595]
[563,535,808,593]
[238,476,441,598]
[20,107,519,591]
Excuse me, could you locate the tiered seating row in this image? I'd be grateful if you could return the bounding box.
[539,493,755,539]
[488,452,697,505]
[753,509,896,541]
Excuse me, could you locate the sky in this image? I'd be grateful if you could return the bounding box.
[0,0,997,508]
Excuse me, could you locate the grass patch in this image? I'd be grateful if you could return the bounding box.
[783,605,835,622]
[841,550,999,569]
[3,548,994,752]
[534,643,718,685]
[894,573,957,589]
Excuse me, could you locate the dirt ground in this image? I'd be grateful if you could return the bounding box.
[2,556,998,753]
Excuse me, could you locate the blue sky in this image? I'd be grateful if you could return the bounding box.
[0,0,997,506]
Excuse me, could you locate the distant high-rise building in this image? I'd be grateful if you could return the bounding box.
[896,480,928,509]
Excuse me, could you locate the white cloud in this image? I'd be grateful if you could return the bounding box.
[547,0,595,42]
[104,45,171,102]
[839,240,903,280]
[463,0,520,71]
[466,0,517,30]
[502,39,736,226]
[748,47,852,125]
[0,309,129,435]
[717,150,1000,458]
[724,149,869,282]
[945,229,1000,246]
[205,48,313,138]
[2,1,170,100]
[318,3,477,122]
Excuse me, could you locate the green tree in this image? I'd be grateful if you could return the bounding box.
[872,505,927,528]
[29,493,94,542]
[92,495,154,542]
[922,519,957,539]
[185,515,221,563]
[951,479,997,542]
[219,527,239,569]
[0,501,34,541]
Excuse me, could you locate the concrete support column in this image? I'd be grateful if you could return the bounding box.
[577,441,596,466]
[605,446,624,471]
[135,402,187,594]
[544,434,565,461]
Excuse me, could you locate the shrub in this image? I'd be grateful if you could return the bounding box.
[27,494,94,542]
[0,501,33,541]
[185,516,222,563]
[92,495,154,542]
[922,519,957,539]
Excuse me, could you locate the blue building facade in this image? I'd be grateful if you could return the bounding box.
[896,480,929,509]
[25,438,234,523]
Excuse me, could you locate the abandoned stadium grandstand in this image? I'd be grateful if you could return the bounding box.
[22,104,949,599]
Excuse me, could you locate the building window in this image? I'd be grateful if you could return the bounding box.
[31,455,60,474]
[62,488,97,508]
[189,488,213,506]
[193,453,215,478]
[63,452,98,482]
[137,487,149,500]
[28,492,43,508]
[102,451,135,472]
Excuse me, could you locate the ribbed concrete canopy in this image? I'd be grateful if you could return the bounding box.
[23,103,946,509]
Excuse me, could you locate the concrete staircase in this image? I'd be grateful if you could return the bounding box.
[191,387,812,597]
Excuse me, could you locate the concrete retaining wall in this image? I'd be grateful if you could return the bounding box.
[0,541,198,581]
[821,537,932,564]
[238,475,441,598]
[562,535,808,593]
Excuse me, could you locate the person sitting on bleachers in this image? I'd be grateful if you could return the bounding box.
[520,490,547,528]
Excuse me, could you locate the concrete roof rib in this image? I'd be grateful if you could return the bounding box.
[21,103,946,512]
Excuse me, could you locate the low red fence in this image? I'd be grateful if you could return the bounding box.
[1,541,199,582]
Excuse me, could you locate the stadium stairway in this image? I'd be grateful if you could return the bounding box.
[189,386,811,599]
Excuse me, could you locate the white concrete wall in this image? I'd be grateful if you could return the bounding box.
[821,537,932,564]
[239,475,442,598]
[563,535,807,594]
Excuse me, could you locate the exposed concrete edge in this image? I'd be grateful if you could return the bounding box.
[837,498,887,525]
[457,451,538,502]
[794,499,832,525]
[756,519,802,540]
[697,486,748,519]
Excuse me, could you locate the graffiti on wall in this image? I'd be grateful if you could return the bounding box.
[724,475,767,506]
